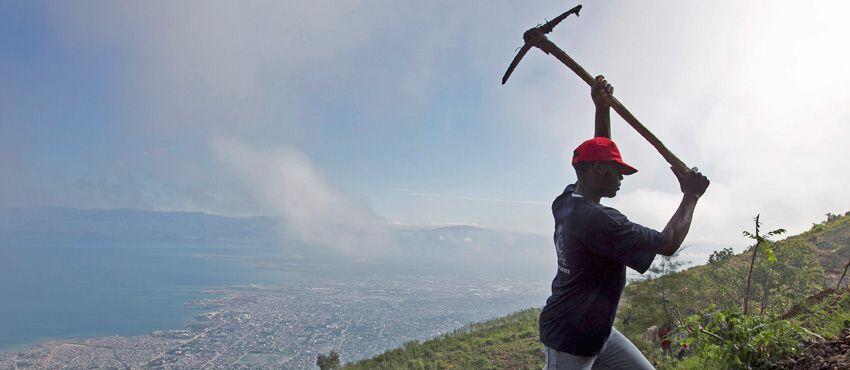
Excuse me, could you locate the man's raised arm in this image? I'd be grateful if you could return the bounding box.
[659,167,710,256]
[591,75,612,138]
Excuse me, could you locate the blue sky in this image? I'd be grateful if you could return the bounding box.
[3,1,850,259]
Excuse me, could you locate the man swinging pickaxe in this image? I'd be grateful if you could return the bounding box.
[504,5,710,369]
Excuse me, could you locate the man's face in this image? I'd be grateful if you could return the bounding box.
[596,162,624,198]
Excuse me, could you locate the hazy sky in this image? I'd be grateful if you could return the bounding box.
[2,1,849,253]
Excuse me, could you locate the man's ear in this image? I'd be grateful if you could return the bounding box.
[590,161,603,174]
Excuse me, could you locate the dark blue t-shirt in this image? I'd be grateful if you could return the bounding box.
[539,184,661,356]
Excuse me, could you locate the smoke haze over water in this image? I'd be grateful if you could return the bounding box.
[213,138,397,258]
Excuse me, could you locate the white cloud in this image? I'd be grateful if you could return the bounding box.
[46,1,388,139]
[213,138,396,258]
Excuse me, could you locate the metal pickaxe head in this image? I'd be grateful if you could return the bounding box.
[501,5,582,85]
[499,4,692,174]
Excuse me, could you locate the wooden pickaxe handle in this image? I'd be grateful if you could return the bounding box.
[526,30,690,174]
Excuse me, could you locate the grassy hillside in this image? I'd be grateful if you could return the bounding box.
[344,309,543,370]
[619,212,850,348]
[344,212,850,369]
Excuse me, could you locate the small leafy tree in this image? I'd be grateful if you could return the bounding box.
[708,247,734,265]
[753,250,779,315]
[316,350,340,370]
[741,215,785,314]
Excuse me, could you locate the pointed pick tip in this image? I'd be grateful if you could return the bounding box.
[501,70,512,85]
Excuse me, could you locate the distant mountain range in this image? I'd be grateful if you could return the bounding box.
[0,207,554,275]
[0,207,279,244]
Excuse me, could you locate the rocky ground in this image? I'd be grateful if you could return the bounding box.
[779,328,850,369]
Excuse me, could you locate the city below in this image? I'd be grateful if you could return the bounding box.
[0,276,548,369]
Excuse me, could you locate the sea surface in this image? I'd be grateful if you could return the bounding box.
[0,238,280,351]
[0,237,550,353]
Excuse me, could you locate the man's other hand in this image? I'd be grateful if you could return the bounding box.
[672,167,709,199]
[591,75,614,108]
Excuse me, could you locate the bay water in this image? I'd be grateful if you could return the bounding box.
[0,239,277,351]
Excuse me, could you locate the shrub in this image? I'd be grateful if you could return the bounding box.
[680,308,813,369]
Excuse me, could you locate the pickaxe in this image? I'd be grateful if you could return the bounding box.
[502,5,689,174]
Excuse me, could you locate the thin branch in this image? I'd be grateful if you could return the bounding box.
[743,214,761,314]
[836,259,850,291]
[698,326,727,344]
[798,326,825,342]
[676,308,735,349]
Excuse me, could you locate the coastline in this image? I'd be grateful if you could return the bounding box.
[0,289,218,354]
[1,279,548,369]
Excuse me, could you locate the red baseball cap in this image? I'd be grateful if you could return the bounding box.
[572,137,638,175]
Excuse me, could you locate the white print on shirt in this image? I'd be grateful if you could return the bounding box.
[554,224,570,275]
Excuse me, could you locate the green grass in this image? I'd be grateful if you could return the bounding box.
[344,308,545,369]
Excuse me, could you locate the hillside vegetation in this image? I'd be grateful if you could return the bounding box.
[345,309,543,370]
[344,211,850,369]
